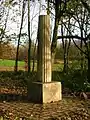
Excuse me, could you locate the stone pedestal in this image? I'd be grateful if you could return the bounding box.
[28,15,62,103]
[29,82,62,103]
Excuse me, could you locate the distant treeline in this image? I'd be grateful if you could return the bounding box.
[0,41,83,61]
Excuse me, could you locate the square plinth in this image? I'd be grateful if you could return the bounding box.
[28,82,62,103]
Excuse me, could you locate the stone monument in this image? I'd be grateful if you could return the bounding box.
[28,15,62,103]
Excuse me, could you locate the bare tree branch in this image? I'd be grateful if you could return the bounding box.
[57,35,87,41]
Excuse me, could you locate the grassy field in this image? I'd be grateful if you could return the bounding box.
[0,59,64,71]
[0,59,24,67]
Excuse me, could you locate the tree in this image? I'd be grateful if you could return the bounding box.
[60,17,72,73]
[0,3,10,42]
[51,0,67,63]
[28,0,31,72]
[0,42,16,60]
[47,0,81,63]
[70,4,89,71]
[81,0,90,14]
[14,0,26,72]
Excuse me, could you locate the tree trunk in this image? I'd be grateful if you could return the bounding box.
[88,57,90,82]
[67,38,71,72]
[66,17,71,73]
[80,15,84,71]
[51,17,59,64]
[14,0,25,72]
[51,0,63,66]
[80,36,84,71]
[1,7,9,41]
[87,40,90,82]
[61,24,68,73]
[63,39,68,73]
[32,39,37,72]
[28,0,31,72]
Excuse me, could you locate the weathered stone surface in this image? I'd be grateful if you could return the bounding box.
[29,15,62,103]
[28,82,62,103]
[37,15,51,83]
[43,82,62,103]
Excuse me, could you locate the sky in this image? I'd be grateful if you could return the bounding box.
[0,0,50,45]
[1,0,90,46]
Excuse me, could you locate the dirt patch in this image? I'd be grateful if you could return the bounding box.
[0,67,25,71]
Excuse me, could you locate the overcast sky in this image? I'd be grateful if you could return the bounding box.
[1,0,89,46]
[0,0,50,45]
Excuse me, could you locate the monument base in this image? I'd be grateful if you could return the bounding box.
[28,82,62,103]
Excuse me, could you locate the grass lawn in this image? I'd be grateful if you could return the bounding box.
[0,59,24,67]
[0,59,64,71]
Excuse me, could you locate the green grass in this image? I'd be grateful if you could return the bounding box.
[0,59,81,71]
[0,59,64,71]
[52,63,63,71]
[0,59,24,67]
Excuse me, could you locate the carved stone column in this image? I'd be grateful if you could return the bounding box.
[28,15,62,103]
[37,15,51,82]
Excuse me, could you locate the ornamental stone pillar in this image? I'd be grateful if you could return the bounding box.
[37,15,51,83]
[28,15,62,103]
